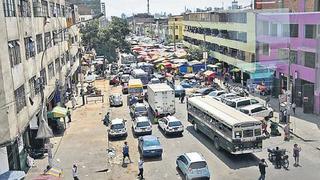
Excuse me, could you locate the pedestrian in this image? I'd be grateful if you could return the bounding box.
[258,158,268,180]
[293,144,301,167]
[67,107,72,123]
[137,157,144,179]
[284,123,290,141]
[71,95,77,109]
[103,112,110,126]
[80,88,85,106]
[180,91,186,103]
[292,102,296,115]
[72,164,79,180]
[122,141,132,164]
[275,147,281,169]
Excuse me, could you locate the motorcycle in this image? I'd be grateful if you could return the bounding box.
[267,148,289,169]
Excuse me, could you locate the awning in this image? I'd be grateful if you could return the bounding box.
[214,62,222,66]
[203,70,215,77]
[183,73,195,79]
[230,68,241,73]
[208,64,218,68]
[51,106,68,118]
[0,170,25,180]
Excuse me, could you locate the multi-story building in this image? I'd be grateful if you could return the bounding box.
[67,0,101,15]
[256,12,320,114]
[183,11,257,84]
[255,0,320,12]
[0,0,81,175]
[168,15,184,42]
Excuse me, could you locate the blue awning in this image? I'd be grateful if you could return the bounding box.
[250,72,274,79]
[0,171,26,180]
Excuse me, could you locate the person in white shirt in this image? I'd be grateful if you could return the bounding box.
[72,164,79,180]
[137,157,144,179]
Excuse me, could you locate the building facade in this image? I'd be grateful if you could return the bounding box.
[0,0,81,175]
[67,0,101,15]
[256,12,320,114]
[168,15,184,42]
[255,0,320,12]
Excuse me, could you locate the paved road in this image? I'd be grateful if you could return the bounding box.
[107,85,320,180]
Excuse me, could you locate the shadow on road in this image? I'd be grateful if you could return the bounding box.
[186,126,259,170]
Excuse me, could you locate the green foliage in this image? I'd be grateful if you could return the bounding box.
[186,46,203,61]
[80,17,131,62]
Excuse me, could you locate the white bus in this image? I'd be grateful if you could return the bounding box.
[187,96,263,154]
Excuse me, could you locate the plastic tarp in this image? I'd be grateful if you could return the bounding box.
[0,171,25,180]
[51,106,68,118]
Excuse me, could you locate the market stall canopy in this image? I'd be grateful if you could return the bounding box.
[189,60,201,65]
[51,106,68,118]
[207,64,218,68]
[214,62,222,66]
[230,68,241,72]
[203,70,215,77]
[0,171,25,180]
[165,73,173,77]
[183,73,195,79]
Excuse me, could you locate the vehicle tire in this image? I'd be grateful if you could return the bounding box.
[214,137,221,150]
[193,123,198,132]
[283,159,289,169]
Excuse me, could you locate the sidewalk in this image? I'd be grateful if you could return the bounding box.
[213,79,320,143]
[26,80,110,179]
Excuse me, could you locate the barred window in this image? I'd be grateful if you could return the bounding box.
[18,0,31,17]
[55,58,60,73]
[3,0,16,17]
[40,68,47,85]
[56,4,61,17]
[61,5,65,17]
[29,76,36,98]
[24,37,35,59]
[49,2,54,17]
[44,32,51,49]
[15,85,26,113]
[41,0,48,17]
[8,40,21,67]
[48,62,54,79]
[36,34,43,53]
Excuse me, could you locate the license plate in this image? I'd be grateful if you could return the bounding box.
[142,129,145,132]
[151,150,155,153]
[174,128,178,130]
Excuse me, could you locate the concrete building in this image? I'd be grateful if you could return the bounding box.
[183,11,257,84]
[0,0,81,175]
[168,15,184,42]
[67,0,101,15]
[256,12,320,114]
[255,0,320,12]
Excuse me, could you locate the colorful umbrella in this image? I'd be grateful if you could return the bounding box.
[51,106,68,118]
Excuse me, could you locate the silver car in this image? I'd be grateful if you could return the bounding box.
[176,152,210,180]
[109,93,123,107]
[132,116,152,136]
[108,118,127,139]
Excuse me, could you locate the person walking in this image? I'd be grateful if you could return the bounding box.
[180,91,186,103]
[137,157,144,179]
[275,147,281,169]
[292,102,296,115]
[293,144,302,167]
[122,142,132,164]
[67,108,72,123]
[80,88,85,106]
[284,123,290,141]
[72,164,79,180]
[258,158,268,180]
[71,95,77,109]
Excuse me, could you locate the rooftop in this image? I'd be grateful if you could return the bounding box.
[185,152,205,162]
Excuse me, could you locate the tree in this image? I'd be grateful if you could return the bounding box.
[80,17,131,62]
[186,46,203,61]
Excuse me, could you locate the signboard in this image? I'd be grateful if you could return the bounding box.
[203,51,208,59]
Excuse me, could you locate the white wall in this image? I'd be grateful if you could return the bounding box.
[0,147,9,175]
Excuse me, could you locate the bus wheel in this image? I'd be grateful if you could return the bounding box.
[193,123,198,132]
[214,137,221,150]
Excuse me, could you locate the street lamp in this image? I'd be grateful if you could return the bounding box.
[36,13,104,168]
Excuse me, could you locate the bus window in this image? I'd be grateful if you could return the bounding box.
[254,128,262,136]
[234,131,242,138]
[243,129,254,138]
[237,100,251,108]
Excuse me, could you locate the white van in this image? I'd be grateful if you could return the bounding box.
[239,104,274,119]
[225,97,260,110]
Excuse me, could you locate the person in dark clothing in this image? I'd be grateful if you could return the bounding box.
[122,141,132,164]
[258,159,268,180]
[67,108,72,123]
[275,147,282,168]
[103,112,110,126]
[137,157,144,179]
[180,91,186,103]
[80,88,85,106]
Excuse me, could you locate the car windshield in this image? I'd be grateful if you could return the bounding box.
[128,88,143,93]
[144,139,160,147]
[226,101,236,108]
[135,106,147,112]
[189,161,207,169]
[112,95,121,100]
[168,121,182,127]
[111,123,124,130]
[137,121,150,127]
[243,129,254,138]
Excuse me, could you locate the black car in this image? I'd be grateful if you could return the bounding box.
[195,87,216,95]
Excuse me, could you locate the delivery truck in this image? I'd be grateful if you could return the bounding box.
[147,83,175,117]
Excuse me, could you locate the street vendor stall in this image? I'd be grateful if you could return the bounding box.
[47,106,67,135]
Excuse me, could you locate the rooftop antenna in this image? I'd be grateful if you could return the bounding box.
[147,0,150,14]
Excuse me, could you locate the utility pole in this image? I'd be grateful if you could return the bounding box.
[173,21,176,51]
[286,44,292,127]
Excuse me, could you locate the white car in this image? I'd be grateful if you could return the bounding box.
[208,90,225,97]
[214,93,238,102]
[132,116,152,136]
[108,118,127,139]
[158,116,184,136]
[239,104,273,119]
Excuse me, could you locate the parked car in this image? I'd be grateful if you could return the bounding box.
[208,90,226,97]
[130,103,148,118]
[158,116,184,136]
[239,104,273,119]
[132,116,152,136]
[149,78,161,84]
[120,74,130,84]
[176,152,210,180]
[218,93,239,103]
[138,135,163,158]
[109,93,123,107]
[195,87,215,95]
[225,97,260,110]
[122,83,128,94]
[180,79,199,88]
[108,118,127,139]
[174,85,185,97]
[109,75,120,85]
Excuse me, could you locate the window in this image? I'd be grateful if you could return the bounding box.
[24,37,35,59]
[40,68,47,85]
[175,35,179,40]
[278,48,289,60]
[262,21,269,35]
[44,32,51,49]
[237,100,251,108]
[55,58,60,73]
[270,23,277,37]
[3,0,16,17]
[61,5,65,16]
[304,52,316,68]
[36,34,43,53]
[52,30,59,45]
[281,24,290,37]
[262,43,269,56]
[17,0,31,17]
[14,85,26,113]
[49,2,55,17]
[29,76,36,98]
[41,0,48,17]
[243,129,253,138]
[56,4,60,17]
[289,50,298,64]
[290,24,298,37]
[8,40,21,67]
[48,62,54,79]
[305,24,316,39]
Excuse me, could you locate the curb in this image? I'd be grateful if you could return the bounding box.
[269,119,307,142]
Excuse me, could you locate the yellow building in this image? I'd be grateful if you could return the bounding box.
[168,15,184,42]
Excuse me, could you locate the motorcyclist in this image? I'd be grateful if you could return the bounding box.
[275,147,282,168]
[103,112,110,126]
